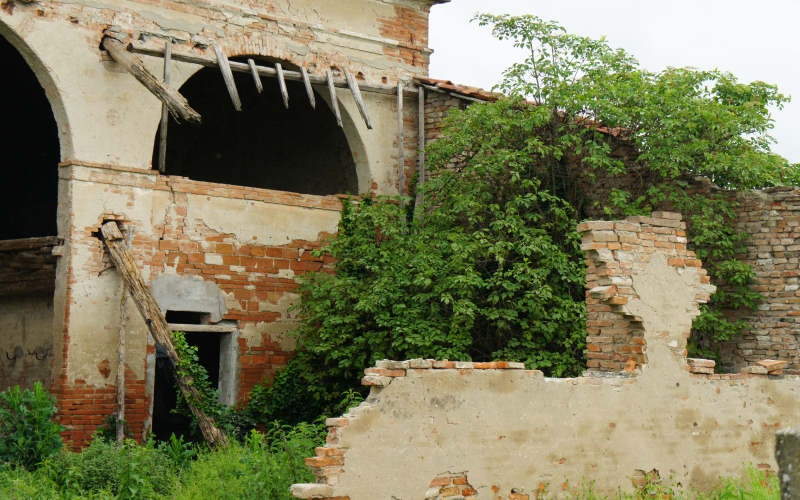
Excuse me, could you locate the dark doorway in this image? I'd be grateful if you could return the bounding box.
[153,57,358,195]
[0,34,59,240]
[151,332,222,441]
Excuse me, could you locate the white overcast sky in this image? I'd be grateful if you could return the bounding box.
[428,0,800,164]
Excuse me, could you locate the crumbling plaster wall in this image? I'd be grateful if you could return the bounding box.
[0,295,54,389]
[292,213,800,500]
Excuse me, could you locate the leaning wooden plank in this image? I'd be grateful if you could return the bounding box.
[326,69,343,128]
[116,277,127,443]
[344,69,372,129]
[275,63,289,109]
[397,82,405,197]
[213,45,242,111]
[100,221,228,448]
[157,38,172,174]
[300,67,316,109]
[247,58,263,94]
[101,36,201,124]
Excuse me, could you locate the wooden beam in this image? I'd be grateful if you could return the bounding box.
[0,236,61,252]
[247,58,263,94]
[344,69,372,129]
[397,82,405,197]
[326,69,343,128]
[167,323,237,333]
[100,221,228,447]
[300,67,316,109]
[157,38,172,174]
[275,63,289,109]
[101,36,201,124]
[416,85,425,211]
[128,41,419,97]
[213,45,242,111]
[116,273,127,443]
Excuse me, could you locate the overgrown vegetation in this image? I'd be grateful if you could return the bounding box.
[249,12,799,422]
[0,382,63,470]
[0,383,323,499]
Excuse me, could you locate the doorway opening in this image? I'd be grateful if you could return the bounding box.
[152,312,238,441]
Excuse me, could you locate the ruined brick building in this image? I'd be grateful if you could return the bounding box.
[0,0,457,446]
[1,0,799,453]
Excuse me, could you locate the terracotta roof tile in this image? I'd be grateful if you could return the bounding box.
[415,77,501,102]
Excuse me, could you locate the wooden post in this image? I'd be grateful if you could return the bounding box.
[416,85,425,211]
[300,67,315,109]
[326,69,343,128]
[116,272,127,443]
[397,82,405,197]
[344,69,372,129]
[157,38,172,174]
[275,63,289,109]
[100,222,228,448]
[102,36,201,124]
[213,45,242,111]
[247,58,263,94]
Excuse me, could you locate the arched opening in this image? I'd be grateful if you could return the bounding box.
[0,32,60,391]
[153,57,358,195]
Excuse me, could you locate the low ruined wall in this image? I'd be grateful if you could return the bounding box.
[291,213,800,500]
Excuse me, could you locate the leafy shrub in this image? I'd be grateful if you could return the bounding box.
[171,426,322,500]
[40,438,175,499]
[0,382,63,470]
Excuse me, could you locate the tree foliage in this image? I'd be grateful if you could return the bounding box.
[254,14,797,422]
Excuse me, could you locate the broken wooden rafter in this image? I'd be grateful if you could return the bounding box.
[99,221,228,448]
[326,69,343,128]
[344,69,372,130]
[157,38,172,174]
[130,40,419,98]
[275,63,289,109]
[247,58,263,94]
[213,45,242,111]
[300,67,316,109]
[101,35,201,124]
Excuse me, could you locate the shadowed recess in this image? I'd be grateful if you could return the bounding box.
[154,56,357,196]
[0,34,59,240]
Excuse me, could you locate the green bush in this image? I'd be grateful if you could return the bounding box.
[171,426,322,500]
[40,438,176,499]
[0,382,63,470]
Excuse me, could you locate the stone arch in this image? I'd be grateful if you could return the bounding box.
[0,19,71,392]
[154,50,371,195]
[0,20,72,161]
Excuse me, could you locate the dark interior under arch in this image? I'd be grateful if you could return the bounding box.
[154,57,358,196]
[0,34,59,240]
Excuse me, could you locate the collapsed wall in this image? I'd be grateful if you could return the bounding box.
[291,212,800,500]
[720,186,800,373]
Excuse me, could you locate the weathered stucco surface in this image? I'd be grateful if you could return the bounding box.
[296,217,800,499]
[0,295,54,389]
